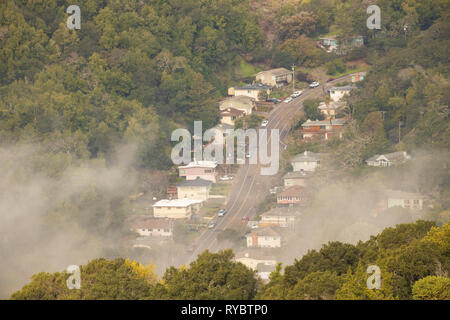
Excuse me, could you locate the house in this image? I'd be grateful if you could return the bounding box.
[328,85,355,102]
[220,107,245,126]
[219,95,255,115]
[319,35,364,54]
[177,177,212,201]
[178,160,218,183]
[276,186,309,207]
[318,101,346,119]
[235,250,277,270]
[153,199,203,219]
[283,171,314,187]
[166,186,177,200]
[366,151,411,167]
[352,72,366,82]
[259,207,299,228]
[291,151,322,172]
[132,218,174,237]
[255,68,293,87]
[256,263,277,282]
[387,190,424,210]
[230,83,272,101]
[246,226,282,248]
[301,118,347,140]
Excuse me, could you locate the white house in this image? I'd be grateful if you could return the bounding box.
[235,251,277,282]
[179,160,218,183]
[153,199,203,219]
[387,190,424,210]
[246,227,281,248]
[283,171,314,187]
[366,151,411,167]
[291,151,321,172]
[230,83,272,101]
[329,85,355,102]
[177,177,212,201]
[255,68,293,87]
[133,218,174,237]
[259,207,299,228]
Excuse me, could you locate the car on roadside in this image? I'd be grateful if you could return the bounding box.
[309,81,320,88]
[218,209,227,217]
[219,175,233,181]
[291,91,303,98]
[284,97,293,103]
[208,221,217,229]
[187,244,197,253]
[241,216,249,223]
[326,78,335,82]
[266,98,281,104]
[261,119,269,127]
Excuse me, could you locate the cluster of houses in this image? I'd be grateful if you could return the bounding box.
[130,160,219,246]
[318,35,364,55]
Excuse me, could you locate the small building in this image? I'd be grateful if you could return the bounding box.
[319,35,364,54]
[235,250,277,270]
[219,95,255,115]
[301,119,347,140]
[246,226,282,248]
[166,186,177,200]
[256,263,277,282]
[232,83,272,101]
[179,160,218,183]
[177,177,212,201]
[366,151,411,167]
[132,218,174,237]
[259,207,299,228]
[153,199,203,219]
[277,186,309,207]
[220,107,245,126]
[352,72,366,82]
[255,68,293,87]
[283,171,314,187]
[387,190,424,210]
[291,151,322,172]
[328,85,355,102]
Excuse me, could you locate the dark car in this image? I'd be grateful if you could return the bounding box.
[266,98,281,104]
[327,78,335,82]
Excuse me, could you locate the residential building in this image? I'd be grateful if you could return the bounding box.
[153,199,203,219]
[255,68,293,87]
[246,226,282,248]
[291,151,322,172]
[283,171,314,187]
[301,119,347,140]
[219,95,255,115]
[220,107,245,126]
[352,72,366,82]
[177,177,212,201]
[166,186,177,200]
[328,85,355,102]
[366,151,411,167]
[259,207,299,228]
[387,190,424,210]
[230,83,272,101]
[235,250,277,270]
[319,35,364,54]
[277,186,309,207]
[256,263,277,282]
[178,160,218,183]
[132,218,174,237]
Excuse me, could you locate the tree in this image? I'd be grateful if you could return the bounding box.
[412,276,450,300]
[303,99,324,121]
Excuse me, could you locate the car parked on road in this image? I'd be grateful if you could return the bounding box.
[218,209,227,217]
[326,78,335,82]
[208,221,217,229]
[261,119,269,127]
[309,81,320,88]
[291,91,303,98]
[219,175,233,181]
[284,97,293,103]
[266,98,281,104]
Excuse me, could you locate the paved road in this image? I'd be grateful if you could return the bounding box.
[187,74,355,262]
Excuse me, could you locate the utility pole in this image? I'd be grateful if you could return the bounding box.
[403,25,408,41]
[291,64,295,93]
[398,120,401,143]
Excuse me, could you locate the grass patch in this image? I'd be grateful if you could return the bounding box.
[210,182,232,196]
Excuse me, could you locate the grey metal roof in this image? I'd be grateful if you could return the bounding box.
[177,177,212,187]
[235,83,272,90]
[292,151,321,162]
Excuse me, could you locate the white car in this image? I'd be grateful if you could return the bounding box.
[309,82,320,88]
[261,120,269,127]
[219,175,233,181]
[284,97,293,103]
[291,91,303,98]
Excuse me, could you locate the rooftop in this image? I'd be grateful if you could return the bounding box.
[248,226,281,237]
[301,119,347,127]
[277,186,309,198]
[329,85,356,92]
[386,189,424,199]
[257,67,291,76]
[133,218,174,230]
[235,249,277,261]
[220,107,245,117]
[292,151,321,163]
[177,177,212,188]
[261,207,301,217]
[283,171,315,179]
[153,199,203,207]
[366,151,410,162]
[234,83,272,91]
[179,160,218,169]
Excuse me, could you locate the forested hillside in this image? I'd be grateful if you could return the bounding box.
[11,221,450,300]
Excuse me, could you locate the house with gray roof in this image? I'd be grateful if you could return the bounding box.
[177,177,212,201]
[291,151,322,172]
[366,151,411,167]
